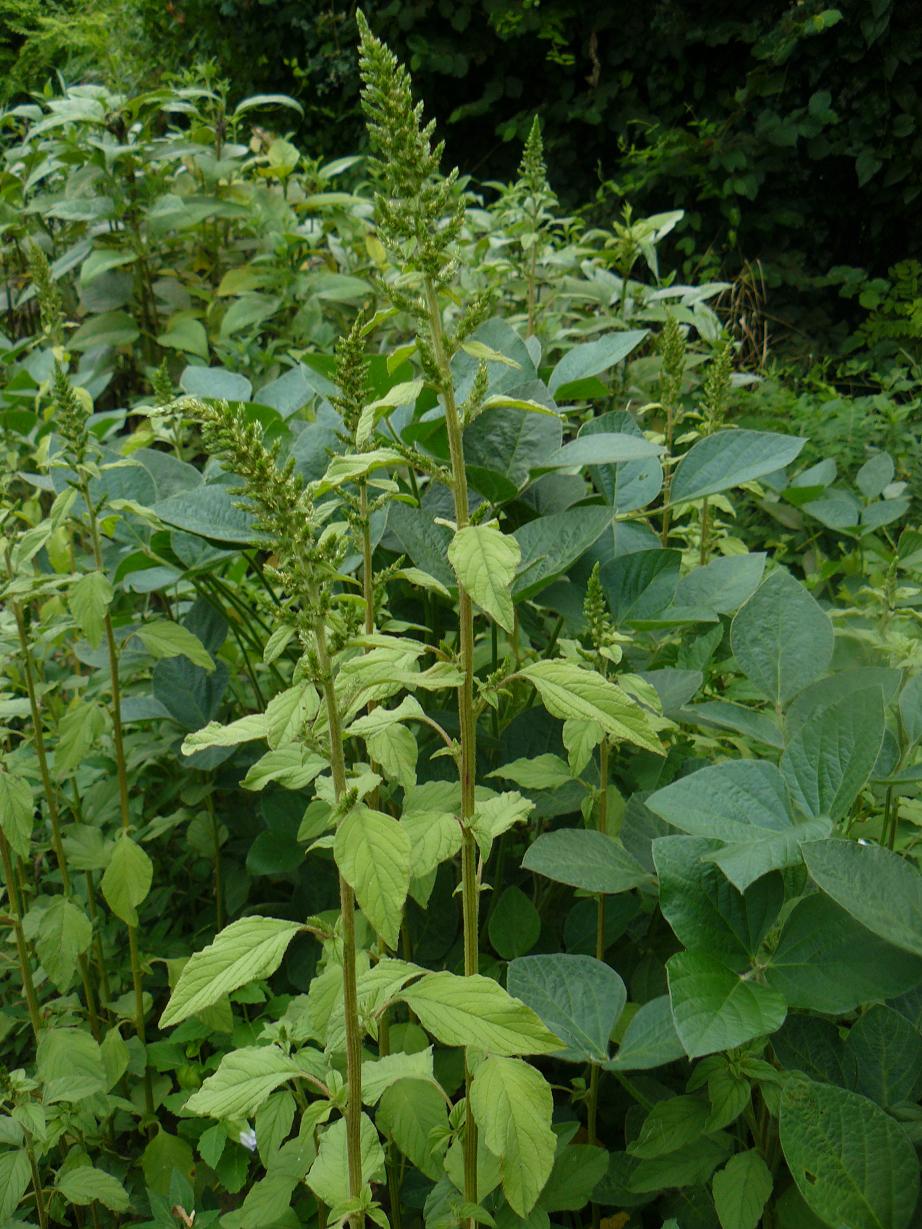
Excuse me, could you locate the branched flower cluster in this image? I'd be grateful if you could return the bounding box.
[331,314,370,448]
[27,244,63,345]
[659,314,687,412]
[178,397,344,631]
[52,363,91,470]
[356,10,463,288]
[701,337,733,432]
[583,562,616,655]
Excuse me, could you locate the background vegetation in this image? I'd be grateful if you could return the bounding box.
[1,5,921,1229]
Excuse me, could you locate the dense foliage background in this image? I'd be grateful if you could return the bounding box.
[1,6,922,1229]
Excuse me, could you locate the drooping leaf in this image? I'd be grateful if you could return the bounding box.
[101,833,153,926]
[0,771,34,860]
[448,524,521,632]
[306,1114,385,1207]
[35,897,92,993]
[134,620,215,671]
[470,1056,556,1216]
[160,917,302,1027]
[68,570,113,649]
[377,1079,449,1181]
[334,805,411,949]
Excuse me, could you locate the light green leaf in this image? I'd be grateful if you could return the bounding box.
[70,309,139,351]
[185,1046,303,1118]
[334,805,410,949]
[315,448,404,492]
[56,1167,130,1212]
[781,688,884,820]
[157,315,209,359]
[666,951,786,1058]
[134,620,214,671]
[181,713,268,755]
[241,745,328,791]
[160,917,302,1028]
[461,339,522,367]
[488,754,572,790]
[0,1149,30,1220]
[712,1150,773,1229]
[367,723,417,790]
[522,829,650,894]
[401,971,562,1056]
[361,1048,434,1105]
[37,1027,106,1100]
[35,897,92,993]
[400,809,462,879]
[306,1114,385,1207]
[68,570,113,649]
[670,430,806,505]
[448,524,521,633]
[507,954,626,1063]
[377,1079,449,1181]
[780,1075,919,1229]
[730,570,833,706]
[471,1056,556,1215]
[803,838,922,957]
[54,701,107,777]
[265,682,319,749]
[356,379,424,446]
[0,771,33,860]
[519,660,664,754]
[101,834,153,926]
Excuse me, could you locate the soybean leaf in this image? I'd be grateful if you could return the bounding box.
[538,1143,608,1212]
[764,894,922,1015]
[670,430,806,505]
[400,971,562,1055]
[160,917,302,1027]
[779,1075,919,1229]
[674,552,766,613]
[606,996,685,1071]
[507,954,626,1063]
[523,829,650,895]
[712,1150,773,1229]
[470,1056,556,1216]
[512,507,612,600]
[803,839,922,957]
[845,1005,922,1108]
[730,570,834,706]
[542,433,662,469]
[548,330,648,397]
[781,688,884,820]
[666,951,787,1058]
[653,836,784,969]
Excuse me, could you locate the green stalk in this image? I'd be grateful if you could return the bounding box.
[26,1143,48,1229]
[314,618,364,1228]
[425,277,479,1216]
[588,738,609,1228]
[0,830,42,1041]
[10,600,101,1039]
[699,497,711,566]
[81,484,152,1112]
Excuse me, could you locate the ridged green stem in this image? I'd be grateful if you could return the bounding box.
[0,830,42,1040]
[425,277,479,1219]
[314,618,364,1228]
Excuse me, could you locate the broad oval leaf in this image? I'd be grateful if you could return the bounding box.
[666,951,787,1058]
[523,829,651,895]
[780,1075,919,1229]
[670,429,806,505]
[507,953,626,1063]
